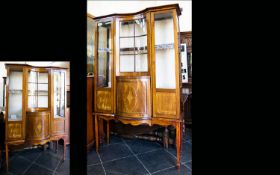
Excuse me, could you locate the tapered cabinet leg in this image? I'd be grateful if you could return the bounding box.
[5,144,8,172]
[63,138,66,161]
[95,115,99,152]
[176,122,182,169]
[107,120,110,145]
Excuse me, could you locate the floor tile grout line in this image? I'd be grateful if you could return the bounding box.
[150,165,176,175]
[87,147,161,167]
[101,141,124,147]
[97,152,107,175]
[184,163,192,171]
[52,156,63,175]
[92,154,135,166]
[106,170,129,175]
[32,162,57,173]
[163,149,180,162]
[135,148,162,156]
[21,152,43,175]
[122,139,152,175]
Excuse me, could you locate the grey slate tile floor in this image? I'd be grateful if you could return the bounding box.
[0,145,70,175]
[0,128,192,175]
[87,128,192,175]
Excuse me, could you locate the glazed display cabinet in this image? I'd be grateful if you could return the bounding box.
[92,4,184,168]
[4,64,68,170]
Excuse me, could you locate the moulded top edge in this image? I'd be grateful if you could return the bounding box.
[93,3,181,20]
[5,63,68,70]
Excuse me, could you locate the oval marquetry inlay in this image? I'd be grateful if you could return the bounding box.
[117,77,151,118]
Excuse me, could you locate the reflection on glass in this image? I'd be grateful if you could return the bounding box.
[8,71,23,121]
[188,53,192,78]
[87,17,95,75]
[97,21,112,87]
[119,18,147,72]
[54,71,65,118]
[155,12,176,89]
[28,71,48,108]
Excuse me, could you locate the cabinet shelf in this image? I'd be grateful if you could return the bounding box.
[120,34,147,38]
[28,82,48,84]
[98,48,112,53]
[120,53,147,56]
[155,43,174,50]
[9,89,22,91]
[120,46,147,52]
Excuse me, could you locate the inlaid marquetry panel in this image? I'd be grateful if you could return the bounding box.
[96,90,112,112]
[117,77,151,118]
[26,112,50,141]
[7,123,22,139]
[53,118,65,135]
[155,91,177,117]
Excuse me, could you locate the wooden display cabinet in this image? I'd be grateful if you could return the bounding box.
[92,4,184,168]
[4,64,68,171]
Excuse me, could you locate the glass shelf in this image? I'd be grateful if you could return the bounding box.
[98,48,112,53]
[120,53,147,56]
[155,43,174,50]
[28,82,48,84]
[120,34,147,38]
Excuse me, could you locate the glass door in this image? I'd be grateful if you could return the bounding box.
[97,20,112,88]
[154,11,176,89]
[119,18,148,73]
[8,70,23,121]
[28,70,49,109]
[54,71,65,118]
[87,16,96,76]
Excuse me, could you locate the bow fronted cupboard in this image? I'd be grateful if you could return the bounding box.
[92,4,184,168]
[5,64,67,170]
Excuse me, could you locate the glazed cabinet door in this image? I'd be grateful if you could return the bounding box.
[151,10,181,119]
[87,16,96,76]
[6,67,25,141]
[116,15,150,75]
[27,69,50,110]
[52,70,66,135]
[94,18,114,113]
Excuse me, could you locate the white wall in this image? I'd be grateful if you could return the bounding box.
[0,61,70,109]
[88,0,192,32]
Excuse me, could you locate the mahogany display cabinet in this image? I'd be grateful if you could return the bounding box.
[4,64,68,170]
[91,4,184,168]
